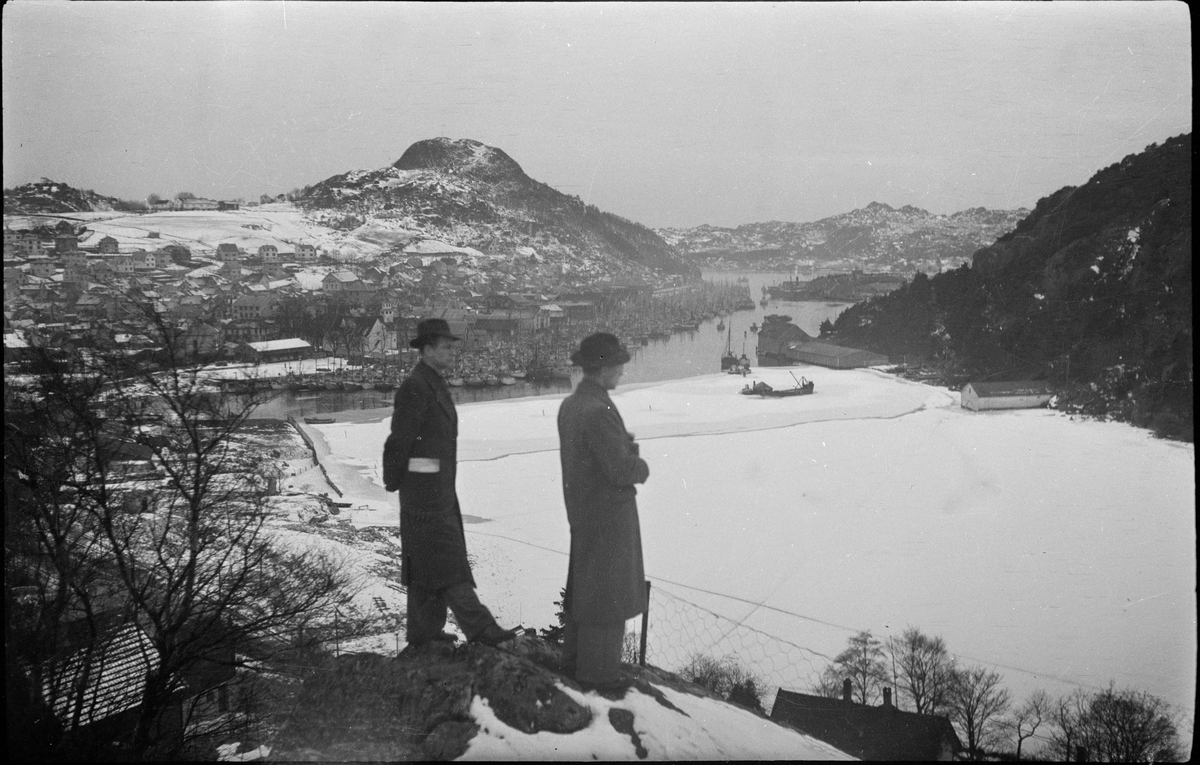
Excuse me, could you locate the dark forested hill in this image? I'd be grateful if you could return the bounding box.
[827,134,1192,440]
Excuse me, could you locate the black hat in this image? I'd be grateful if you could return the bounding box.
[570,332,631,368]
[410,318,461,349]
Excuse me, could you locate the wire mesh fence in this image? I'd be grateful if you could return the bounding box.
[642,584,836,706]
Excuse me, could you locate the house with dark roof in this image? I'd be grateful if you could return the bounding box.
[771,682,962,761]
[960,380,1056,411]
[756,318,814,366]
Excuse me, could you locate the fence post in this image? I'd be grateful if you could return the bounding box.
[639,580,651,667]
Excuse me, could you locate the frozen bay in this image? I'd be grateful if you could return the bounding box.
[305,366,1196,723]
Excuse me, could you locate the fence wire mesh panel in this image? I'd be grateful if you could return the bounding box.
[644,585,835,706]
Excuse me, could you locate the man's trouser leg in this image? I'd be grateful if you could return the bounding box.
[406,582,449,644]
[443,582,499,641]
[408,581,498,643]
[563,616,625,684]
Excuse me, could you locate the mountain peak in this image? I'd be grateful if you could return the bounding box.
[392,137,526,181]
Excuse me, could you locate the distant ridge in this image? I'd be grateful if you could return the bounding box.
[657,202,1028,271]
[3,178,143,215]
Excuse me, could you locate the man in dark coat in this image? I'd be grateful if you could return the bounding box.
[557,333,650,692]
[383,318,520,648]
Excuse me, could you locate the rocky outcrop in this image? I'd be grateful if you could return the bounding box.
[269,636,774,761]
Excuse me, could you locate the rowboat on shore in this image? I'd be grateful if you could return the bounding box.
[304,416,335,424]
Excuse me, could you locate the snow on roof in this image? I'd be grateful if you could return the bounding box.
[42,624,160,730]
[246,338,312,353]
[965,380,1056,397]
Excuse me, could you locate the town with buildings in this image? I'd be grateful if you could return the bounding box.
[2,203,748,385]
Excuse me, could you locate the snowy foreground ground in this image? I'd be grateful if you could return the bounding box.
[295,366,1195,751]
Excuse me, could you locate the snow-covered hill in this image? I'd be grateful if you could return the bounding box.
[298,137,697,280]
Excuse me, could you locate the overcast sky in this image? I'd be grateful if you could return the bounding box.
[3,1,1191,229]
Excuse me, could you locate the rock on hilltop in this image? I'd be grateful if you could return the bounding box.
[3,178,136,215]
[268,639,850,761]
[658,201,1029,271]
[299,137,696,278]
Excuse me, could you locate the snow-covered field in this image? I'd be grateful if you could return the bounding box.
[302,366,1196,734]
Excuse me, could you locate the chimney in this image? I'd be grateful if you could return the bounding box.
[842,678,853,703]
[883,687,892,708]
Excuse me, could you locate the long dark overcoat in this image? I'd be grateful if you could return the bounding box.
[557,378,651,625]
[382,361,474,590]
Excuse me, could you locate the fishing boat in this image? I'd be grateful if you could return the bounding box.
[720,326,739,371]
[484,375,500,386]
[740,373,815,397]
[464,375,484,387]
[447,377,465,387]
[499,375,516,385]
[510,369,527,379]
[304,416,336,424]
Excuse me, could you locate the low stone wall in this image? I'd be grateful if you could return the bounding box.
[286,415,344,497]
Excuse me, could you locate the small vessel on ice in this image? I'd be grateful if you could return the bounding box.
[740,373,815,398]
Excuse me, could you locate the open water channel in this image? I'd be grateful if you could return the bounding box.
[248,271,854,420]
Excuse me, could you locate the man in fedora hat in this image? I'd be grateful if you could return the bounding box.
[556,332,650,693]
[383,318,520,648]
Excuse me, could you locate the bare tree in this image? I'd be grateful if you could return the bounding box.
[888,626,956,715]
[1048,688,1093,763]
[5,307,361,760]
[1084,684,1182,762]
[1006,689,1050,760]
[812,663,848,699]
[949,665,1011,760]
[834,630,888,705]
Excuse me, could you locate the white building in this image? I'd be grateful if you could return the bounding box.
[960,380,1056,412]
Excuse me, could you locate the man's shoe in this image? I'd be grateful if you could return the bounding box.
[470,624,523,647]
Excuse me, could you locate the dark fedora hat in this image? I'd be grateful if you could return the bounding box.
[570,332,631,368]
[409,318,461,349]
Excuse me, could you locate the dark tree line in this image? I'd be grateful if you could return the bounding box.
[813,628,1185,761]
